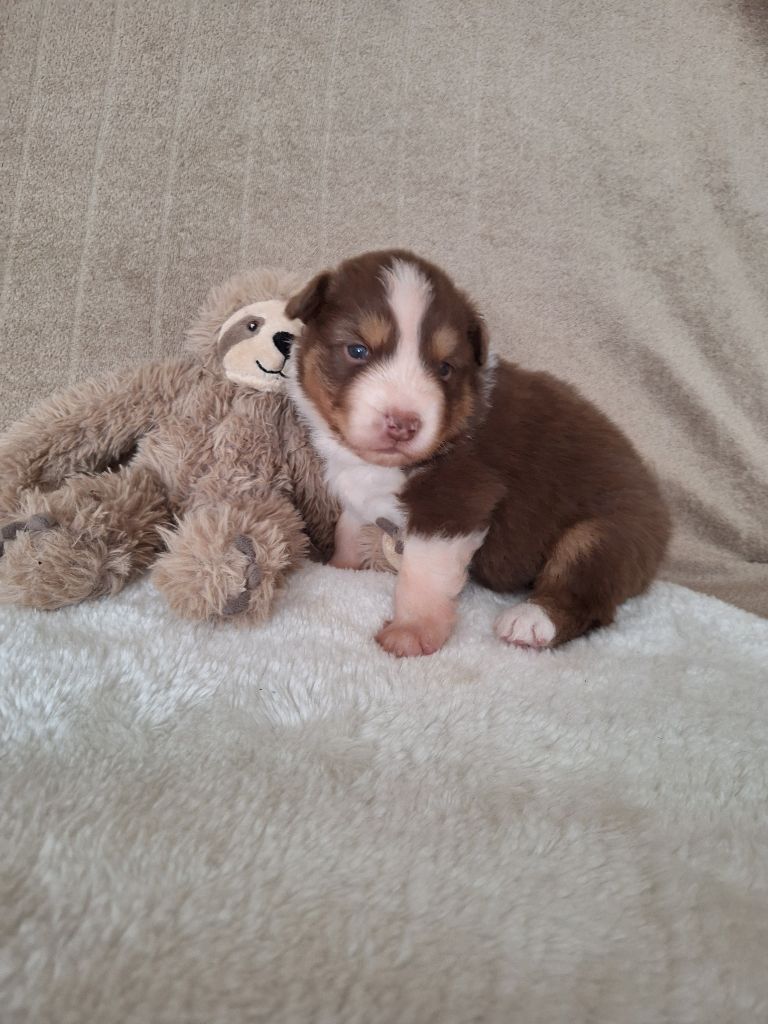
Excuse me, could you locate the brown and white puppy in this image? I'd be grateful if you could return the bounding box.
[287,249,670,657]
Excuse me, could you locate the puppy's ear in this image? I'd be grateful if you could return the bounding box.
[467,308,489,367]
[286,271,332,324]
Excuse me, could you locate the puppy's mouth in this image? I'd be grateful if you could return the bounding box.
[349,440,423,468]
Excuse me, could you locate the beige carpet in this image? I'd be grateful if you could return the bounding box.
[1,0,766,615]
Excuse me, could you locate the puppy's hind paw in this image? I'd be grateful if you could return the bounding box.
[495,601,556,649]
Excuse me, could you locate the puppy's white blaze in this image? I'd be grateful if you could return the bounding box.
[395,531,487,624]
[340,258,442,458]
[382,259,433,360]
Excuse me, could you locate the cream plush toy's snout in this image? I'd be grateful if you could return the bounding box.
[217,299,304,391]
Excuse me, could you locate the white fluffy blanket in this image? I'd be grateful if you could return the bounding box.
[2,568,767,1023]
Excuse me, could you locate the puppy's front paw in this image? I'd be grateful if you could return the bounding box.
[495,601,556,649]
[328,550,364,570]
[375,618,450,658]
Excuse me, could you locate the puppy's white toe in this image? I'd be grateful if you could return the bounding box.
[495,601,556,649]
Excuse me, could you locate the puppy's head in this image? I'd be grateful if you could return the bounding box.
[287,250,489,467]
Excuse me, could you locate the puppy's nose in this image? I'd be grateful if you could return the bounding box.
[272,332,294,359]
[384,411,421,443]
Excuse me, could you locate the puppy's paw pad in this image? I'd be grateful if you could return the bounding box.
[495,602,556,649]
[375,621,445,658]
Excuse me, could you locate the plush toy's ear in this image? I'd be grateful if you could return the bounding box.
[285,271,332,324]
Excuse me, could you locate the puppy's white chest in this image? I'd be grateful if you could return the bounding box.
[323,444,405,526]
[289,380,406,526]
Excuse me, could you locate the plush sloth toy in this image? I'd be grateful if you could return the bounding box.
[0,269,339,622]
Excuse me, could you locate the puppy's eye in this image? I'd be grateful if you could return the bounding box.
[346,343,369,361]
[247,320,259,332]
[439,361,453,380]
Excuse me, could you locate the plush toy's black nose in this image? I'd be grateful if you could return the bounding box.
[272,332,294,359]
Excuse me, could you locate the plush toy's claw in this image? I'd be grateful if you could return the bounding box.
[1,515,57,542]
[376,517,398,538]
[222,591,251,616]
[375,517,404,555]
[221,534,264,615]
[26,514,57,533]
[246,563,262,589]
[234,534,263,588]
[0,514,58,564]
[233,534,255,557]
[1,521,26,541]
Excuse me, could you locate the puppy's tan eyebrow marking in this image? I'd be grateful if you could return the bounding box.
[358,312,392,351]
[431,325,460,361]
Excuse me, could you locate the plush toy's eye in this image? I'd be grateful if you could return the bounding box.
[439,361,453,380]
[346,343,369,361]
[247,320,259,332]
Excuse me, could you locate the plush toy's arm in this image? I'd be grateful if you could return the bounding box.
[152,488,309,623]
[0,358,199,510]
[280,406,339,562]
[151,393,331,623]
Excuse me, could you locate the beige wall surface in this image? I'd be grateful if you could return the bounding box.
[2,0,766,613]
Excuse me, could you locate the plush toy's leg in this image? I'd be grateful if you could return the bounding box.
[0,465,169,609]
[151,494,308,623]
[0,359,196,503]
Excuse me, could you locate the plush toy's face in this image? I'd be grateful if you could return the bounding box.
[217,300,304,392]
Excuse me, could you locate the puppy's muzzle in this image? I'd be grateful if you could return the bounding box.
[384,410,421,443]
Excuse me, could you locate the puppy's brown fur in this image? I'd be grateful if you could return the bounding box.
[289,249,670,653]
[405,362,671,644]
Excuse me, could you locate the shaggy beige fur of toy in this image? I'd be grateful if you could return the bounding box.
[0,269,338,622]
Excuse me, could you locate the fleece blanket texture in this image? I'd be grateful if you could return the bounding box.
[1,567,767,1023]
[1,0,767,614]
